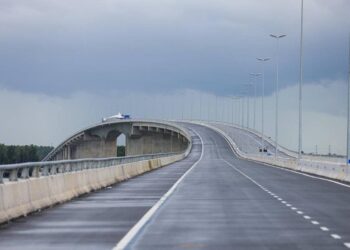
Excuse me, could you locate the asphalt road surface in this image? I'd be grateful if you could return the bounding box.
[1,123,350,250]
[0,131,201,250]
[127,123,350,250]
[212,122,290,157]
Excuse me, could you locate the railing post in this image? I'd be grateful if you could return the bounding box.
[42,165,50,176]
[50,164,57,175]
[0,170,3,184]
[32,166,40,178]
[58,164,64,173]
[21,168,30,179]
[65,163,71,172]
[9,169,18,181]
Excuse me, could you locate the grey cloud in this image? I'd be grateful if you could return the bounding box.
[0,0,349,97]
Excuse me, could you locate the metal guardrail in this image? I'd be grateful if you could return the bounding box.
[0,152,179,184]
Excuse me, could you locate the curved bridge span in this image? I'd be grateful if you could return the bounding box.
[44,120,190,161]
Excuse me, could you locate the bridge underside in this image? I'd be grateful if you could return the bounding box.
[49,122,189,161]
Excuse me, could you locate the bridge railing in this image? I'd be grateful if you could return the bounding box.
[0,152,179,184]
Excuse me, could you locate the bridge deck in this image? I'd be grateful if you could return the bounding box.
[127,124,350,250]
[1,124,350,249]
[0,133,200,250]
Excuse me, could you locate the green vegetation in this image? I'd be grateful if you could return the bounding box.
[117,146,125,157]
[0,144,54,165]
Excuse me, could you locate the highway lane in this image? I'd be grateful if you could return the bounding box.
[212,122,290,157]
[0,133,201,250]
[126,123,350,250]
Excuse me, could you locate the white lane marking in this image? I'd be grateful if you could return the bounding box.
[206,124,350,247]
[281,201,287,204]
[113,131,205,250]
[331,234,341,239]
[304,216,311,220]
[286,204,291,207]
[208,123,350,189]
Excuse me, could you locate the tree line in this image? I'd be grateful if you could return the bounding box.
[0,144,54,165]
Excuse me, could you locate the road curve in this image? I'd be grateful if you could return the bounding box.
[124,123,350,250]
[0,131,201,250]
[1,123,350,249]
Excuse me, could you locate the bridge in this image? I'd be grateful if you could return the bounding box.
[1,119,350,249]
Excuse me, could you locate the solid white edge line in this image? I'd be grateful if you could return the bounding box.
[113,130,205,250]
[203,122,350,189]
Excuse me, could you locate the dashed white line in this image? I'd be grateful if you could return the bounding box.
[331,234,341,239]
[211,126,350,249]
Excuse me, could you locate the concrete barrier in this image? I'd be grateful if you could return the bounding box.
[198,122,350,183]
[0,153,186,224]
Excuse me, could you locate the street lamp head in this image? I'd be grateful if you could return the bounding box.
[256,58,270,62]
[270,34,287,39]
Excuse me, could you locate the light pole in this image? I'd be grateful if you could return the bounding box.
[208,93,211,122]
[215,95,218,122]
[256,57,270,150]
[250,73,261,131]
[246,93,250,128]
[231,97,235,125]
[190,91,193,120]
[231,96,240,125]
[244,83,254,129]
[237,97,241,126]
[270,34,287,159]
[298,0,304,160]
[199,91,202,121]
[347,33,350,165]
[237,96,242,126]
[241,95,245,128]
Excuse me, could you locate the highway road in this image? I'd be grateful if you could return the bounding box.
[0,132,201,250]
[125,123,350,250]
[1,123,350,249]
[211,122,290,157]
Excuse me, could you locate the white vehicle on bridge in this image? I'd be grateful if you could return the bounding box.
[102,112,131,122]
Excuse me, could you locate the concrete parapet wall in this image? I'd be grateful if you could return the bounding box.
[198,122,350,183]
[0,153,185,224]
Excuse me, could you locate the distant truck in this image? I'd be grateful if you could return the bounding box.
[102,113,131,122]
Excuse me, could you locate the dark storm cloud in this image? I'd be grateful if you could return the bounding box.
[0,0,349,97]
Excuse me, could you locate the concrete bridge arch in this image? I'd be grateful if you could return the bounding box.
[44,120,190,161]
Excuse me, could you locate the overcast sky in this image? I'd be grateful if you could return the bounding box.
[0,0,349,154]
